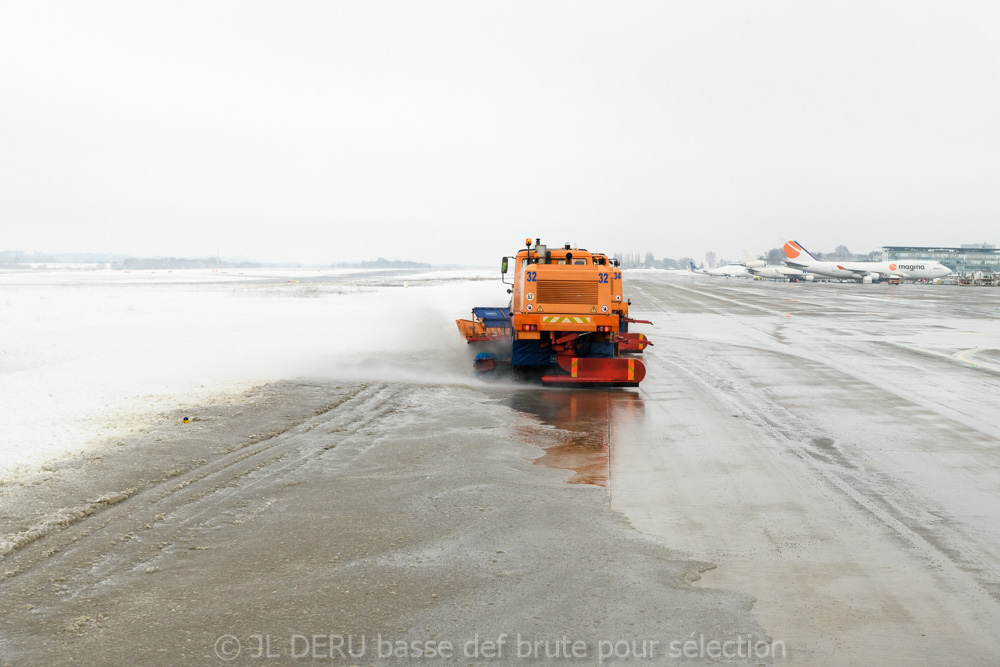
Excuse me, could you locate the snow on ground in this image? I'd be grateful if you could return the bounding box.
[0,267,500,478]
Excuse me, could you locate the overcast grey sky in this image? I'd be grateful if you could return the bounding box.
[2,1,999,265]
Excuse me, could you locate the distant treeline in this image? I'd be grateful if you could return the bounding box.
[613,246,880,269]
[0,250,263,270]
[0,249,432,271]
[761,245,879,266]
[612,252,696,270]
[116,257,262,270]
[0,250,130,267]
[333,257,432,269]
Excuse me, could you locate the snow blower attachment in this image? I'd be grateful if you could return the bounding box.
[455,239,651,387]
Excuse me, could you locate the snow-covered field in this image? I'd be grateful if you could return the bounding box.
[0,267,500,477]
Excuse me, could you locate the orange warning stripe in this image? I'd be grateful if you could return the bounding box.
[628,359,634,381]
[571,358,578,378]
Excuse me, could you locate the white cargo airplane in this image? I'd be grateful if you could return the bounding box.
[741,250,814,282]
[782,241,952,282]
[688,261,748,278]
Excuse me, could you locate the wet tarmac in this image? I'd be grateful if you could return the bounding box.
[477,275,1000,663]
[0,381,763,666]
[611,275,1000,664]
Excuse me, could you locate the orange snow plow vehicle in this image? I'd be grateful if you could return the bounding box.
[456,239,652,387]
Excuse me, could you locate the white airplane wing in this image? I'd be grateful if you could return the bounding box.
[836,264,879,278]
[783,259,811,269]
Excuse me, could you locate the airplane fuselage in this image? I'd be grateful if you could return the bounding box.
[691,264,748,277]
[786,260,950,281]
[783,262,872,281]
[852,261,951,281]
[748,265,814,281]
[782,241,951,282]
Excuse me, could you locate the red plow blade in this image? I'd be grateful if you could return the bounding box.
[542,357,646,387]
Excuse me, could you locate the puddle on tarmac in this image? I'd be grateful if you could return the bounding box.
[501,389,645,487]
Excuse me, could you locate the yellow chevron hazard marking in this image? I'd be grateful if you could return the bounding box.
[541,316,592,324]
[628,359,634,381]
[571,358,578,378]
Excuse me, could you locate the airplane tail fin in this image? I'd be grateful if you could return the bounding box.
[742,249,765,267]
[783,240,819,263]
[688,261,698,271]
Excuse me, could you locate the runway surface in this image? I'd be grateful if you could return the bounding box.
[2,272,999,665]
[610,275,1000,664]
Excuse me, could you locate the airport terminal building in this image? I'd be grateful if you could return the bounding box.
[882,243,1000,274]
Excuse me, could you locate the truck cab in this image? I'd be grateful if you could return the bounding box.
[507,240,622,342]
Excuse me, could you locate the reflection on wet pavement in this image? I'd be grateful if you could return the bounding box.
[502,389,646,486]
